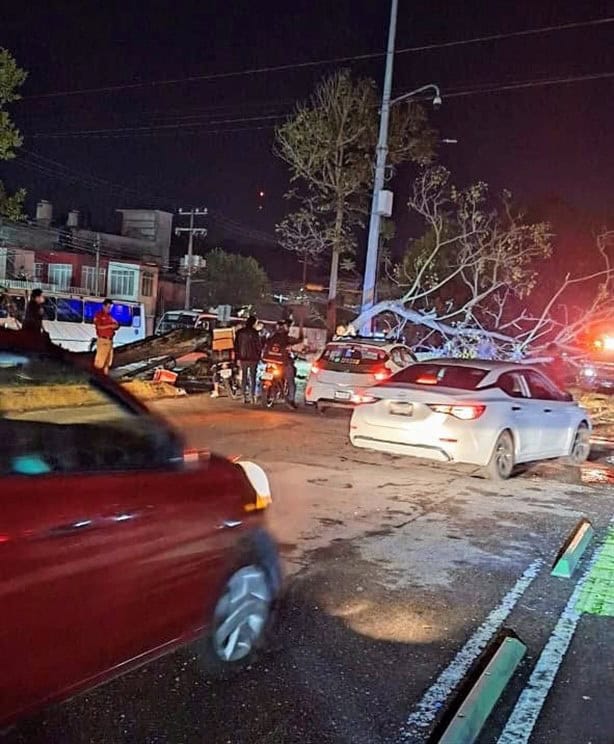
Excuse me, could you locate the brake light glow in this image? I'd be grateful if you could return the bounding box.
[374,367,392,382]
[311,361,322,374]
[351,393,378,404]
[416,374,438,385]
[428,404,486,420]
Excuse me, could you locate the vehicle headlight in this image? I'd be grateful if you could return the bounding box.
[237,461,272,511]
[581,366,597,378]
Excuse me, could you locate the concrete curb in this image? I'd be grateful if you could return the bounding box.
[435,632,526,744]
[551,518,594,579]
[0,381,183,414]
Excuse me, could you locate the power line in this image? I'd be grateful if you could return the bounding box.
[25,69,614,140]
[30,113,284,138]
[444,70,614,99]
[21,17,614,101]
[29,123,277,140]
[11,151,281,246]
[14,155,177,208]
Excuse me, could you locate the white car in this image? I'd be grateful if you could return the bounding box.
[305,339,416,412]
[349,359,592,479]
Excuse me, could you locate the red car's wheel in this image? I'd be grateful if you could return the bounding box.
[195,530,281,678]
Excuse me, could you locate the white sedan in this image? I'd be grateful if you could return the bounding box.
[305,339,415,412]
[349,359,592,479]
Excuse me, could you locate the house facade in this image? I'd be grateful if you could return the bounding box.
[0,202,172,335]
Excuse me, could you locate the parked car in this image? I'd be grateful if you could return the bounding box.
[0,329,281,730]
[349,359,592,479]
[576,335,614,391]
[305,338,416,412]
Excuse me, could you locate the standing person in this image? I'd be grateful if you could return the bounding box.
[93,298,119,375]
[22,288,46,334]
[262,320,303,409]
[234,315,262,404]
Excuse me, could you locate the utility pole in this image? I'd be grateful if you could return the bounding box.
[360,0,398,330]
[175,208,208,310]
[94,233,101,296]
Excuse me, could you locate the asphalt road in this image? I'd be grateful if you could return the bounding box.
[7,396,614,744]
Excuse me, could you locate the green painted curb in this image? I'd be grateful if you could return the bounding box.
[437,636,526,744]
[552,519,594,579]
[576,526,614,616]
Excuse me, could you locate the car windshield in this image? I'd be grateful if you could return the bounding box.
[390,363,488,389]
[320,344,389,374]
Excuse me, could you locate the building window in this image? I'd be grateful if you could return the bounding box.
[48,263,73,290]
[34,263,46,282]
[81,266,106,295]
[141,271,154,297]
[109,267,136,298]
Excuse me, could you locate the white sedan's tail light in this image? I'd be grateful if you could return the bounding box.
[351,393,378,404]
[428,404,486,420]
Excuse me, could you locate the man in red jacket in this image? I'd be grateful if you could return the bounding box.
[93,298,119,375]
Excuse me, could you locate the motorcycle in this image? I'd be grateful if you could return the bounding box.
[259,361,288,408]
[213,360,242,400]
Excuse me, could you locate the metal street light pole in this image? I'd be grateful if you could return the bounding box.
[360,80,443,332]
[360,0,398,331]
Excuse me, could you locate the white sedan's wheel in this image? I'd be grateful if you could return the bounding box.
[567,422,591,465]
[486,431,515,480]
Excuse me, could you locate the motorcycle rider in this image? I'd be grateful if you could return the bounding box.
[234,315,262,403]
[262,320,303,409]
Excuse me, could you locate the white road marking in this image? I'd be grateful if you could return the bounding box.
[497,542,605,744]
[398,558,543,743]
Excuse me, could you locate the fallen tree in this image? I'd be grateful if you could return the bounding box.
[351,167,613,358]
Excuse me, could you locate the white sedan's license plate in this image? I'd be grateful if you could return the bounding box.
[390,401,413,416]
[335,390,352,401]
[261,372,274,381]
[220,368,233,379]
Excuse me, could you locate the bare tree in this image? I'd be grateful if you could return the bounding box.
[275,196,352,287]
[352,167,613,357]
[275,69,436,334]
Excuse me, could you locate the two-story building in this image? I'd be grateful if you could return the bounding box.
[0,201,174,335]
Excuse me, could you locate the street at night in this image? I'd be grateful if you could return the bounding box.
[6,396,613,744]
[2,2,614,742]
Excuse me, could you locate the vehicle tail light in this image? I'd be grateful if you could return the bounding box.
[311,361,322,374]
[351,393,378,404]
[428,404,486,420]
[416,374,438,385]
[374,367,392,382]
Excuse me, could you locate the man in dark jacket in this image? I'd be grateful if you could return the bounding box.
[22,288,46,334]
[262,320,304,409]
[234,315,262,403]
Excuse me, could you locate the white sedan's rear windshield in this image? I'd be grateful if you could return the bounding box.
[391,363,488,389]
[320,344,388,373]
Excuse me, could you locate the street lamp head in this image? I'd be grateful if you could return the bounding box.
[432,94,443,109]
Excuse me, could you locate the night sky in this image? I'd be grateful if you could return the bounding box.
[2,0,613,275]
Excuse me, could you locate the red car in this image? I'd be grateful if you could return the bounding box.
[0,329,281,730]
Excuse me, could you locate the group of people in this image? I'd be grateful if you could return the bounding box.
[21,288,119,375]
[233,315,303,408]
[19,288,303,404]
